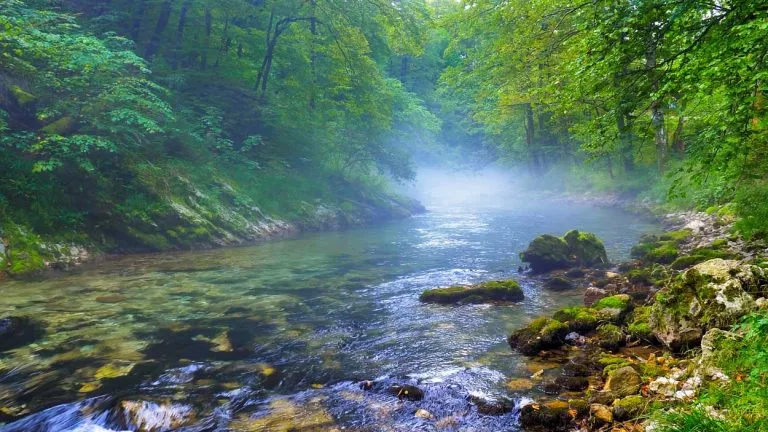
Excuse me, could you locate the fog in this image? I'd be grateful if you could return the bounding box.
[401,167,531,210]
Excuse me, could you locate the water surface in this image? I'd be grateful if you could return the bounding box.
[0,199,655,431]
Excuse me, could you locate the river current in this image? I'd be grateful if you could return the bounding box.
[0,198,655,431]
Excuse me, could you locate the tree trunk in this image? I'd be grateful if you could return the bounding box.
[524,103,540,174]
[201,8,213,70]
[645,43,667,173]
[400,56,409,86]
[130,0,147,42]
[171,0,193,69]
[255,9,275,92]
[309,0,317,109]
[144,0,174,59]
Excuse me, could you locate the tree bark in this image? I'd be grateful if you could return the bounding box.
[171,0,193,69]
[645,42,667,173]
[130,0,147,42]
[524,103,541,174]
[144,0,174,60]
[201,8,213,70]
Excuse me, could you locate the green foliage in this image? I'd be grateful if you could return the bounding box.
[734,184,768,239]
[419,280,524,304]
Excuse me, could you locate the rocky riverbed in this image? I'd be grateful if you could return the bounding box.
[506,209,768,431]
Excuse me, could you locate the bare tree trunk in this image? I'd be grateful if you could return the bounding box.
[524,103,540,174]
[309,0,317,109]
[255,9,275,92]
[171,0,193,69]
[201,8,213,70]
[144,0,174,59]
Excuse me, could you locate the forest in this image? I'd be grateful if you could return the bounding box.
[1,1,768,431]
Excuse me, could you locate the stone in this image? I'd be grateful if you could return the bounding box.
[554,375,589,391]
[649,260,759,352]
[387,384,424,401]
[419,280,524,304]
[0,316,43,351]
[593,294,633,323]
[508,317,568,355]
[505,377,535,391]
[521,230,608,274]
[415,409,433,419]
[553,306,600,332]
[589,403,613,427]
[584,287,608,306]
[544,276,575,291]
[756,297,768,309]
[648,377,677,398]
[520,401,573,432]
[604,366,642,397]
[470,396,514,416]
[612,395,645,421]
[118,400,195,432]
[698,328,741,377]
[596,324,625,352]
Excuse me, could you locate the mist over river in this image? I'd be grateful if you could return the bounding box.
[0,188,656,431]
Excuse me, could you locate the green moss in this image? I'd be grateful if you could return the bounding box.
[671,247,740,270]
[40,116,74,135]
[597,323,625,351]
[563,229,609,267]
[509,317,568,355]
[599,354,631,377]
[420,280,524,304]
[646,242,679,264]
[711,238,729,249]
[10,85,36,106]
[627,306,653,340]
[627,268,652,285]
[594,294,631,311]
[553,306,600,332]
[612,395,646,421]
[521,230,608,273]
[659,229,693,243]
[540,319,569,342]
[3,222,48,275]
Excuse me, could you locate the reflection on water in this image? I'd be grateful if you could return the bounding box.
[0,200,655,431]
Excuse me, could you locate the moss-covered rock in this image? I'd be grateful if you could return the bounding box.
[520,400,573,432]
[670,247,740,270]
[631,230,692,264]
[9,85,36,106]
[604,365,642,397]
[627,306,653,341]
[508,317,568,355]
[593,294,632,323]
[649,259,764,351]
[521,230,608,273]
[552,306,601,332]
[419,280,524,304]
[543,276,575,291]
[612,395,645,421]
[596,323,625,351]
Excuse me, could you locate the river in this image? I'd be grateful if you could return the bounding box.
[0,197,655,431]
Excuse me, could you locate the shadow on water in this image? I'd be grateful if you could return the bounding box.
[0,197,656,431]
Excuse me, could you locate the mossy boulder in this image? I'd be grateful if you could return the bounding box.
[604,366,642,397]
[520,400,573,432]
[631,230,692,264]
[627,306,653,341]
[552,306,601,332]
[521,230,608,273]
[649,259,764,351]
[9,85,36,106]
[508,317,568,355]
[593,294,632,323]
[670,247,740,270]
[612,395,645,421]
[596,323,625,351]
[0,316,44,351]
[419,280,524,304]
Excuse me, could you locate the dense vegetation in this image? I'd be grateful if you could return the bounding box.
[1,1,766,252]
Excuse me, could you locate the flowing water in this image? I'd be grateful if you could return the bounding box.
[0,197,656,431]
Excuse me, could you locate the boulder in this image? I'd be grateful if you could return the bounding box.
[698,328,741,378]
[521,230,608,274]
[604,366,642,397]
[649,259,760,351]
[469,396,514,416]
[612,395,645,421]
[419,280,523,304]
[544,276,575,291]
[584,287,608,307]
[627,306,653,341]
[520,400,573,432]
[593,294,633,323]
[387,384,424,401]
[552,306,600,332]
[554,375,589,391]
[589,403,613,427]
[0,316,43,351]
[596,324,625,352]
[508,317,568,356]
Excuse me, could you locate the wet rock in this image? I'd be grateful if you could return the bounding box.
[505,377,535,391]
[562,362,590,377]
[542,381,562,395]
[553,306,600,332]
[0,316,43,351]
[521,230,608,274]
[596,323,625,352]
[604,366,642,397]
[415,408,433,419]
[566,268,586,278]
[554,375,589,391]
[387,384,424,401]
[627,306,653,341]
[419,280,524,304]
[228,398,339,431]
[612,395,645,421]
[118,400,195,432]
[589,403,613,427]
[649,259,761,352]
[544,276,575,291]
[520,400,573,432]
[470,396,514,416]
[584,287,608,306]
[564,332,586,345]
[568,398,589,417]
[508,317,568,355]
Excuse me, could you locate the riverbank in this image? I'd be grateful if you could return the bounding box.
[508,207,768,431]
[0,172,424,279]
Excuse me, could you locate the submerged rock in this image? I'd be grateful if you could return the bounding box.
[543,276,575,291]
[118,400,195,432]
[508,317,568,355]
[387,384,424,401]
[0,316,43,351]
[419,280,524,304]
[521,230,608,274]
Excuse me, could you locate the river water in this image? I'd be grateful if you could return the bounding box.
[0,197,655,431]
